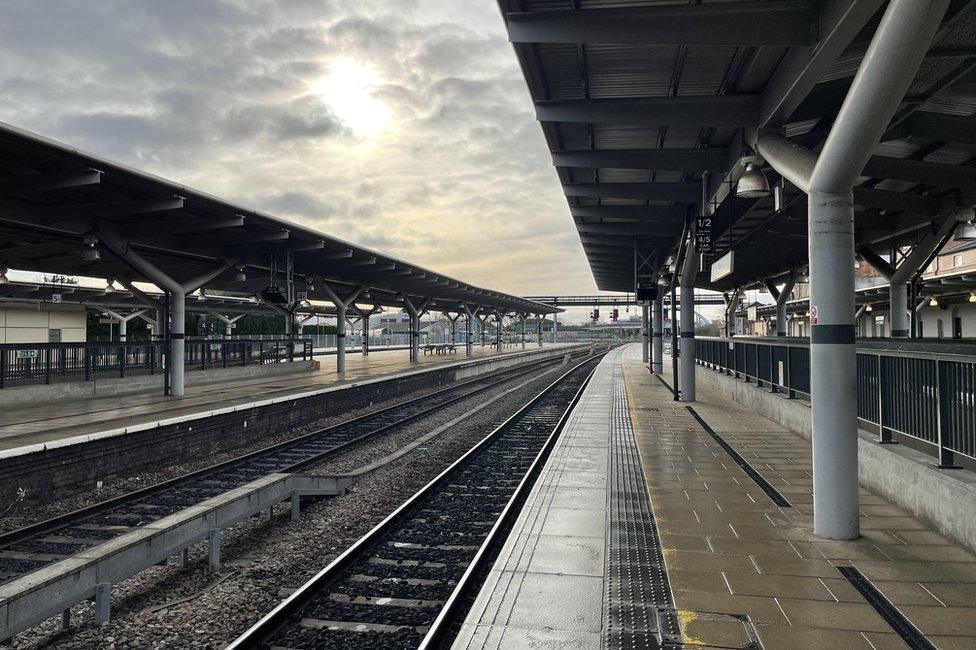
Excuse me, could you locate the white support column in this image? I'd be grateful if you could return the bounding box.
[401,295,430,363]
[463,304,480,356]
[551,311,558,343]
[99,232,235,397]
[651,294,663,374]
[679,239,697,403]
[641,303,650,363]
[765,270,798,337]
[321,284,363,374]
[104,309,147,342]
[494,312,504,352]
[447,312,461,346]
[756,0,950,540]
[208,312,244,336]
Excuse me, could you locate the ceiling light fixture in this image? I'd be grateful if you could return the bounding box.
[929,297,939,307]
[736,154,770,199]
[82,235,100,261]
[865,303,873,312]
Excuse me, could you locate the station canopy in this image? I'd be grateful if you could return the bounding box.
[499,0,976,292]
[0,122,558,316]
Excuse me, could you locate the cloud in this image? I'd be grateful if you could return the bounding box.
[0,0,603,317]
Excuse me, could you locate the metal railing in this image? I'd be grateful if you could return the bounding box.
[0,338,312,389]
[696,336,976,468]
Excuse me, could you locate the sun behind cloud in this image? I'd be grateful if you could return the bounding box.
[310,58,389,137]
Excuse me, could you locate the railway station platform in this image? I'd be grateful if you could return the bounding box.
[455,344,976,650]
[0,344,578,456]
[0,343,588,507]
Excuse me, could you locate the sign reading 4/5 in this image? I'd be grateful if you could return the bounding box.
[695,216,712,253]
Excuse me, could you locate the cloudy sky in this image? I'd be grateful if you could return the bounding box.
[0,0,622,321]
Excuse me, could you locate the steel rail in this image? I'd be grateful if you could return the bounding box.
[0,353,578,561]
[227,351,604,649]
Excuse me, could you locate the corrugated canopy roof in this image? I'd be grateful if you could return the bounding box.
[499,0,976,292]
[0,122,558,315]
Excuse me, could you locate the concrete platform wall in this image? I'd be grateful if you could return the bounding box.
[0,345,586,505]
[693,364,976,553]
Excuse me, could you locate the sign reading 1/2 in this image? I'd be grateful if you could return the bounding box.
[695,216,712,253]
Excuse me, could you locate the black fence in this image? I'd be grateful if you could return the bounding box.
[0,338,313,389]
[696,336,976,468]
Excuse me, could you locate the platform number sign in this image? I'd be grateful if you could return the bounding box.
[695,215,712,253]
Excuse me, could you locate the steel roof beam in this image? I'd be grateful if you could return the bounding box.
[537,96,759,127]
[759,0,884,127]
[553,148,728,172]
[570,205,687,222]
[886,111,976,145]
[44,197,185,221]
[564,182,699,202]
[862,156,976,189]
[851,187,944,215]
[575,222,679,236]
[505,2,817,47]
[0,170,102,196]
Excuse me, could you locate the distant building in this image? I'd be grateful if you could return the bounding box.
[0,302,86,343]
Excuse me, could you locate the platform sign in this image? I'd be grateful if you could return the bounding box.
[710,251,734,282]
[51,293,62,303]
[17,349,38,360]
[810,305,819,325]
[695,215,712,253]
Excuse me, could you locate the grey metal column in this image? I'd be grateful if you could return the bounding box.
[651,294,663,374]
[495,312,503,352]
[322,285,362,374]
[766,271,797,337]
[679,242,697,403]
[641,303,650,363]
[889,283,909,337]
[756,0,950,540]
[463,304,478,356]
[170,290,186,396]
[551,312,558,343]
[521,313,527,350]
[537,314,543,347]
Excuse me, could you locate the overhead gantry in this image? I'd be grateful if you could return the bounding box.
[499,0,976,539]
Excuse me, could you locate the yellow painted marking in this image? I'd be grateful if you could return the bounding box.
[677,610,707,646]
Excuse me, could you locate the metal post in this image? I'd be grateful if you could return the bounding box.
[641,303,650,363]
[670,285,679,400]
[495,312,503,353]
[521,314,526,350]
[171,290,186,396]
[551,311,558,343]
[362,310,370,357]
[335,303,347,373]
[679,246,697,403]
[537,314,543,347]
[652,293,663,374]
[890,283,909,337]
[756,0,951,540]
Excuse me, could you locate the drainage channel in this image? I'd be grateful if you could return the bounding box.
[685,406,792,508]
[835,566,936,650]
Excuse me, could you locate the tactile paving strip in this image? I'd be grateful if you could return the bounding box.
[604,364,679,650]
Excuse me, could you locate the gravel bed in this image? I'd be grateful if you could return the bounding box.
[2,362,568,649]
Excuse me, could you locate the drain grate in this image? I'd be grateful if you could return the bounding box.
[604,364,678,650]
[685,406,792,508]
[836,566,936,650]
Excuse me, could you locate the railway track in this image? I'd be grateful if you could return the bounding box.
[0,352,585,587]
[229,353,603,650]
